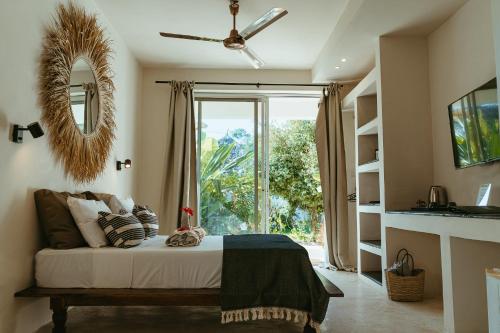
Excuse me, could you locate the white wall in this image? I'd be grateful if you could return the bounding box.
[428,0,499,205]
[450,237,500,333]
[0,1,142,332]
[377,37,434,210]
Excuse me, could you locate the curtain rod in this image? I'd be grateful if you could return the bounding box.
[154,80,359,88]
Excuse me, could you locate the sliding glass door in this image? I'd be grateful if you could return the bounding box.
[267,97,323,263]
[196,95,322,259]
[196,98,264,235]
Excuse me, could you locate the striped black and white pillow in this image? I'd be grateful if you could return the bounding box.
[97,210,145,248]
[132,205,159,239]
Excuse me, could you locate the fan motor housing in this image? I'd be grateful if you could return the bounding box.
[224,29,245,49]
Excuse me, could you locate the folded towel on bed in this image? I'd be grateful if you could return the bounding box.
[165,227,206,247]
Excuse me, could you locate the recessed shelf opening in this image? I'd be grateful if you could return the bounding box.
[385,228,442,299]
[356,95,378,128]
[357,135,379,165]
[358,173,380,204]
[360,250,382,285]
[361,271,383,285]
[360,212,380,238]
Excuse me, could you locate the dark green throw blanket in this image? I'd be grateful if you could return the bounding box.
[221,234,329,331]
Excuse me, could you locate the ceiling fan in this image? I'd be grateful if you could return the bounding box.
[159,0,288,69]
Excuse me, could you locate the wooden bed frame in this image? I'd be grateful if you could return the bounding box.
[15,270,343,333]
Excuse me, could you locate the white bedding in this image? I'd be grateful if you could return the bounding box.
[35,236,223,289]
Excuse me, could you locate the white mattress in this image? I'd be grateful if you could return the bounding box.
[35,236,223,289]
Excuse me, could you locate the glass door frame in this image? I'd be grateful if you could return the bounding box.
[194,92,323,235]
[194,95,268,233]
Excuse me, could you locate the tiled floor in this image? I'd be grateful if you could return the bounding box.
[35,269,443,333]
[302,243,326,265]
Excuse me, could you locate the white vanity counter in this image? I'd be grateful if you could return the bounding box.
[385,211,500,243]
[383,212,500,333]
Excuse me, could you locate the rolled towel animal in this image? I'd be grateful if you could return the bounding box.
[193,226,206,240]
[165,226,207,247]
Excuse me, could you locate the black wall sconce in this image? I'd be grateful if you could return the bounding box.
[12,122,44,143]
[116,159,132,171]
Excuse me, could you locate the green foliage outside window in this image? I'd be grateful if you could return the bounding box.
[199,120,324,243]
[268,120,323,243]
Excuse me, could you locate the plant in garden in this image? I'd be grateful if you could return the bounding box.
[269,120,323,242]
[199,131,255,235]
[199,122,324,243]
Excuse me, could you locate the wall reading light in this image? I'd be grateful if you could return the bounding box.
[116,159,132,171]
[12,122,44,143]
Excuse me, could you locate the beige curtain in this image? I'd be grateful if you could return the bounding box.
[316,83,353,271]
[160,81,197,235]
[82,82,97,133]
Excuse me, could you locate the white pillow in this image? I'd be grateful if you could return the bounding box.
[67,196,111,248]
[109,195,135,214]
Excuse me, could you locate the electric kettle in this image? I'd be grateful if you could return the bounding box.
[428,186,448,208]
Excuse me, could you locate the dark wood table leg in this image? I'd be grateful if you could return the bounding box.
[303,322,316,333]
[303,315,316,333]
[50,297,67,333]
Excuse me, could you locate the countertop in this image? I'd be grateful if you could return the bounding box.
[386,209,500,220]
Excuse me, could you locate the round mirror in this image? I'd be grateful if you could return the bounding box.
[70,58,100,134]
[39,3,115,183]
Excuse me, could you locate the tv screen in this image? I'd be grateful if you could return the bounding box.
[448,78,499,168]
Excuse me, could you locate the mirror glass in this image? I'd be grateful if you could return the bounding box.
[70,58,99,134]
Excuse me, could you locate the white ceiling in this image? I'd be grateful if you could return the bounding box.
[95,0,468,79]
[312,0,469,82]
[95,0,349,70]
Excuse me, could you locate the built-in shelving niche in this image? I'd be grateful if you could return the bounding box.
[357,134,379,167]
[385,228,443,299]
[358,173,380,205]
[351,68,383,288]
[360,250,382,285]
[359,213,382,276]
[356,95,377,128]
[359,213,381,248]
[356,95,379,167]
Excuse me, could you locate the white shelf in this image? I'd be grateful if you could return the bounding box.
[360,241,382,256]
[356,118,379,136]
[353,67,384,290]
[342,68,377,110]
[358,204,382,213]
[357,160,380,173]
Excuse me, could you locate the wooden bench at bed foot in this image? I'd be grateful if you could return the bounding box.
[15,270,343,333]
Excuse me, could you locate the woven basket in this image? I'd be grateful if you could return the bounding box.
[385,269,425,302]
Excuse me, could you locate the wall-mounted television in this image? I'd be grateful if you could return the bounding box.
[448,78,499,168]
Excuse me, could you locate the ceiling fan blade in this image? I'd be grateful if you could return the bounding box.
[240,8,288,40]
[159,32,223,43]
[239,46,265,69]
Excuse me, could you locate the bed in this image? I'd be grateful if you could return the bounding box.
[16,236,343,333]
[35,236,223,289]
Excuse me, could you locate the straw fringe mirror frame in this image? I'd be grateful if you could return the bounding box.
[39,2,115,183]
